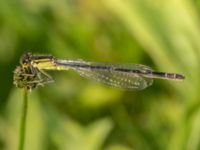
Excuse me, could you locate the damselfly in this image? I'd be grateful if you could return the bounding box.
[13,52,185,90]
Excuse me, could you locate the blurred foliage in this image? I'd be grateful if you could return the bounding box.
[0,0,200,150]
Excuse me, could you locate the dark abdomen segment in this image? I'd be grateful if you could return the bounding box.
[145,71,185,80]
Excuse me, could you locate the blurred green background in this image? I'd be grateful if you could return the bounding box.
[0,0,199,150]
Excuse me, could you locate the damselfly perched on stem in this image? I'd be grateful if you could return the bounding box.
[13,52,185,90]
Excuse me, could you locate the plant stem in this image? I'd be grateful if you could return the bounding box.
[18,89,28,150]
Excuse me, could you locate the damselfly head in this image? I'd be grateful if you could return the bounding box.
[20,52,33,66]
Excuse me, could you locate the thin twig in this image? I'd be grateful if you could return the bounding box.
[18,89,28,150]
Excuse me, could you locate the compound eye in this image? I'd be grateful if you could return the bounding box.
[20,52,33,65]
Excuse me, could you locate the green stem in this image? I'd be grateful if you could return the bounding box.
[18,89,28,150]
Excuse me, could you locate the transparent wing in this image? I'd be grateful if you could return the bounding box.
[72,63,153,90]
